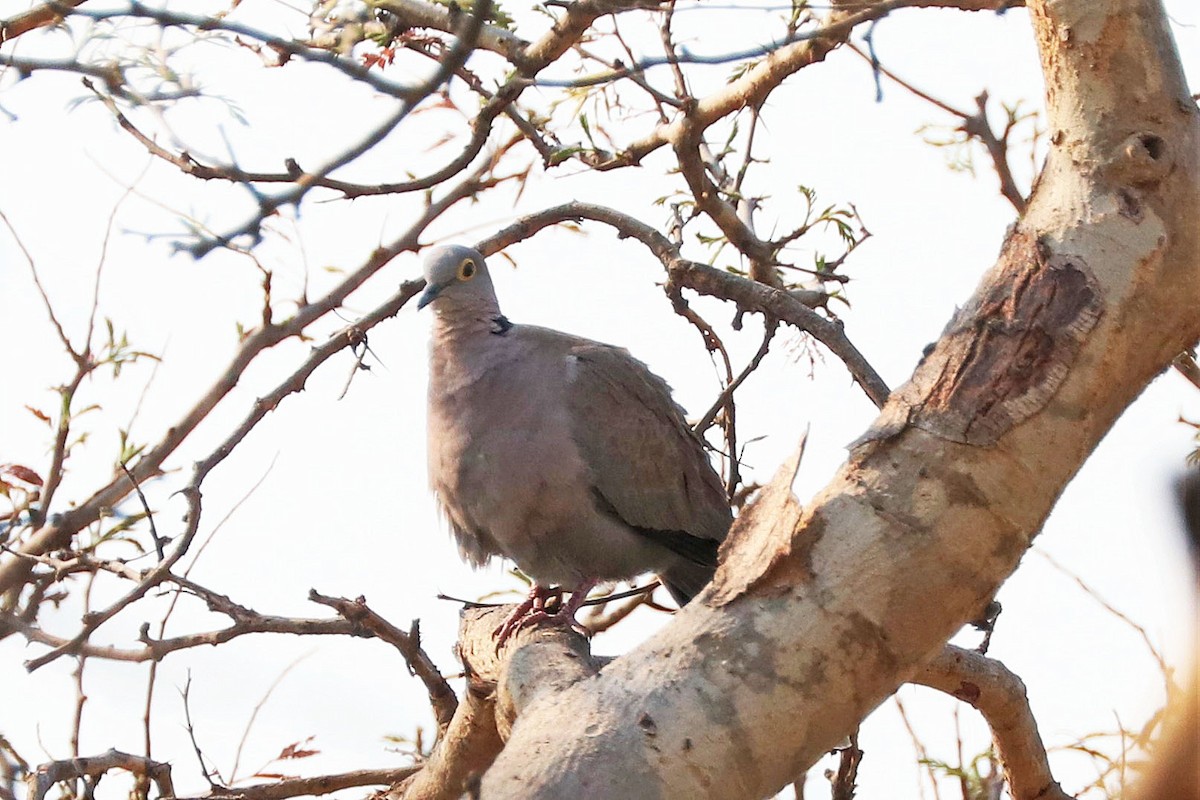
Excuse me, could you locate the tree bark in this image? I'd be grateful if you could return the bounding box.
[476,1,1200,797]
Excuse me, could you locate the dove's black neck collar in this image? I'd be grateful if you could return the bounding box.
[490,315,513,335]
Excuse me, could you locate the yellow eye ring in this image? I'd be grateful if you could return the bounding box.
[457,259,477,280]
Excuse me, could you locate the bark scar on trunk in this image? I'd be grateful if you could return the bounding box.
[914,230,1104,446]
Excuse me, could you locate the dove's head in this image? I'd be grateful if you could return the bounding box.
[417,245,499,315]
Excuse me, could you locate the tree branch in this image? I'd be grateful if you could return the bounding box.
[179,768,421,800]
[27,749,174,800]
[479,202,892,408]
[0,0,88,44]
[913,646,1072,800]
[309,592,458,737]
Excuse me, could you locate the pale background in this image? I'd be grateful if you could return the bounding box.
[1,2,1197,797]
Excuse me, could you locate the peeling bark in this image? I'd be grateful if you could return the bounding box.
[911,231,1104,446]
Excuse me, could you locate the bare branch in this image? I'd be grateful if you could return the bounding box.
[70,3,418,100]
[0,54,125,94]
[848,45,1029,212]
[694,319,778,436]
[479,202,891,408]
[27,749,174,800]
[593,0,1022,171]
[913,646,1072,800]
[309,592,458,738]
[180,768,421,800]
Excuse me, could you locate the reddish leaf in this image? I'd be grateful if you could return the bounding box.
[361,47,396,70]
[25,405,51,425]
[277,739,320,760]
[1,464,43,487]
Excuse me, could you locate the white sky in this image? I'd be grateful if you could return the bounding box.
[1,2,1197,798]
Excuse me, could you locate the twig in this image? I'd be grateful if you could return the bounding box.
[893,692,938,800]
[121,464,166,561]
[69,3,419,100]
[22,483,205,671]
[828,729,862,800]
[961,92,1028,213]
[846,41,970,117]
[176,768,420,800]
[1,585,369,665]
[1173,351,1200,391]
[847,45,1027,212]
[580,589,655,633]
[309,592,459,738]
[186,0,492,254]
[70,572,98,776]
[182,674,223,788]
[1033,548,1172,683]
[0,734,29,800]
[662,283,744,491]
[694,319,778,435]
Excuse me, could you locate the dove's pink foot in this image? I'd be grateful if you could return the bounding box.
[493,580,597,646]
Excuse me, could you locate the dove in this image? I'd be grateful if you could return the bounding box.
[419,244,731,642]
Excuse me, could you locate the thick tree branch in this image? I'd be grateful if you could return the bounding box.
[459,607,603,739]
[389,607,601,800]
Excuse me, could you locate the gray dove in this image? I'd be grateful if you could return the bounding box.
[418,244,732,642]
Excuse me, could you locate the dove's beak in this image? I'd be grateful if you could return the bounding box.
[416,281,443,310]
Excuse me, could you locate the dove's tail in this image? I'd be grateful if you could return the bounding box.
[661,560,718,607]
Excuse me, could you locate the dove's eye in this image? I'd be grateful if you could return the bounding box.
[458,259,476,280]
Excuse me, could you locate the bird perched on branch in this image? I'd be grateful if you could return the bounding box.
[418,244,732,643]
